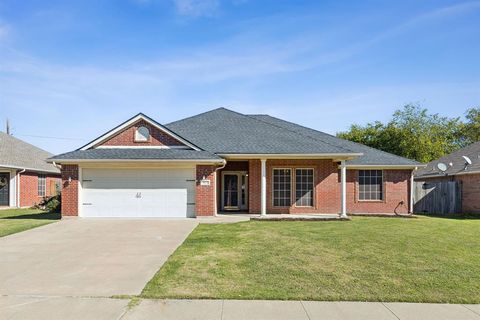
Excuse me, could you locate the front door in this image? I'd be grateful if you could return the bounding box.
[222,172,248,211]
[0,173,9,206]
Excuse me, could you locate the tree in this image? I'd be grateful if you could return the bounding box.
[459,107,480,146]
[337,105,463,163]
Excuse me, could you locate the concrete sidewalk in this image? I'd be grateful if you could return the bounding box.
[4,296,479,320]
[122,299,480,320]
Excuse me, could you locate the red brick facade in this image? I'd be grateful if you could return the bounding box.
[18,172,61,207]
[236,159,411,215]
[195,165,217,216]
[58,160,412,217]
[248,160,261,213]
[61,165,79,216]
[347,169,411,214]
[459,174,480,213]
[263,159,339,214]
[98,120,186,147]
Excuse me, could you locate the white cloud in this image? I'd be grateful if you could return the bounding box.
[172,0,219,17]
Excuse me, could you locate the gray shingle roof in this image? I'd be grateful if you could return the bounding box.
[165,108,357,155]
[247,114,421,166]
[415,141,480,178]
[48,148,222,161]
[165,108,419,166]
[0,132,60,174]
[51,108,420,166]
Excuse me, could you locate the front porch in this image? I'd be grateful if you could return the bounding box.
[216,158,349,217]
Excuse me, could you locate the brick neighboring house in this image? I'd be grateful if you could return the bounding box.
[0,132,61,208]
[48,108,422,218]
[415,141,480,214]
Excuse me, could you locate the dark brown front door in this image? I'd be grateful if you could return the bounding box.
[223,174,239,209]
[222,172,248,211]
[0,173,9,206]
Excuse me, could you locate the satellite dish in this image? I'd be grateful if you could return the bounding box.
[437,162,448,172]
[462,156,472,165]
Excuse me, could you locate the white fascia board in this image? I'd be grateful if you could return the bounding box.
[79,114,200,151]
[217,153,363,160]
[343,164,424,169]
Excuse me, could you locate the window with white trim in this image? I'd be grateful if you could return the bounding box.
[273,169,291,207]
[135,126,150,142]
[38,174,46,197]
[358,170,383,201]
[295,169,314,206]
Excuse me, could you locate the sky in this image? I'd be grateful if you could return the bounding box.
[0,0,479,154]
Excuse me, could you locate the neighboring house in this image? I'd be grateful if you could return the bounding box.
[48,108,421,218]
[415,141,480,214]
[0,132,61,208]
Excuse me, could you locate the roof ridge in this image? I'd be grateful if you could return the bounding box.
[166,107,230,126]
[245,114,357,155]
[250,115,420,164]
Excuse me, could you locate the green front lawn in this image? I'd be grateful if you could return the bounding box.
[142,216,480,303]
[0,208,60,237]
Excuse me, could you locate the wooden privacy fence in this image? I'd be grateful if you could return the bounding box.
[414,181,462,214]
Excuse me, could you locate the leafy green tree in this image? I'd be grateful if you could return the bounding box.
[337,105,463,163]
[459,107,480,145]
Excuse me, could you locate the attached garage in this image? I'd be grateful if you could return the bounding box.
[80,168,196,218]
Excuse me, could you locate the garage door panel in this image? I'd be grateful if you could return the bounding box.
[81,168,196,218]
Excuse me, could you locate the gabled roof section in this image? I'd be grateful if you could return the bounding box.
[79,113,201,151]
[415,141,480,178]
[165,108,361,156]
[0,132,60,174]
[247,114,422,167]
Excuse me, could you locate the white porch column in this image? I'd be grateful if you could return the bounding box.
[260,159,267,216]
[340,160,347,218]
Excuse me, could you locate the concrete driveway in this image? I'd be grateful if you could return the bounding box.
[0,218,198,297]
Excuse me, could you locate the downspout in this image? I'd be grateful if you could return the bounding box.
[410,167,417,214]
[213,159,227,216]
[52,162,61,170]
[17,169,26,208]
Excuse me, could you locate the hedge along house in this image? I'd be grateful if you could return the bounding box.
[48,108,421,218]
[0,132,61,208]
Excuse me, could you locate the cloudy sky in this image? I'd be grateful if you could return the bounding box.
[0,0,479,154]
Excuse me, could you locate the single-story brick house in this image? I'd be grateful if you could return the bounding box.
[0,132,61,208]
[49,108,421,218]
[415,141,480,214]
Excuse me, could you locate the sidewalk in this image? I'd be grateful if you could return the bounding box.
[2,296,480,319]
[123,299,480,320]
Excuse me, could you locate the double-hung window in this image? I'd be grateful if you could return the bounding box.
[358,170,383,201]
[273,169,291,207]
[295,169,314,206]
[38,174,46,197]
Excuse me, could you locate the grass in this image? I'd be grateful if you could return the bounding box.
[0,208,60,237]
[142,216,480,303]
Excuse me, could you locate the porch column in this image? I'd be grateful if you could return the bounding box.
[261,159,267,216]
[340,160,347,218]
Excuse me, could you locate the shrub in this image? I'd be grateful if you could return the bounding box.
[39,194,61,213]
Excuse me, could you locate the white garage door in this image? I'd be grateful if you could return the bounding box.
[81,168,196,218]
